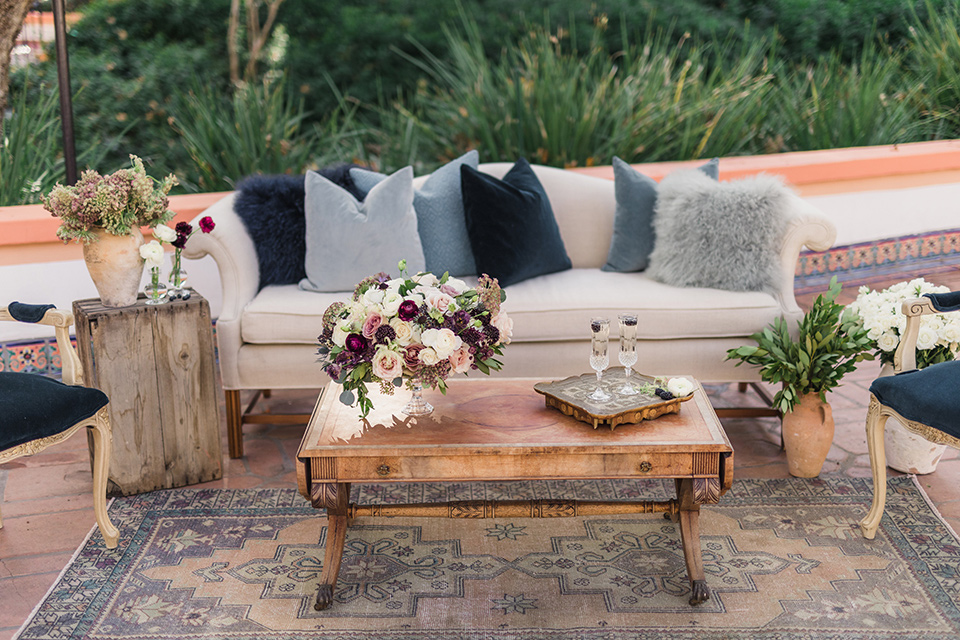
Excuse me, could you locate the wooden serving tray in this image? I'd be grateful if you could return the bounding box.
[533,372,695,430]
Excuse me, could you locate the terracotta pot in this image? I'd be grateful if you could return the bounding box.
[878,363,945,474]
[782,392,835,478]
[82,227,145,307]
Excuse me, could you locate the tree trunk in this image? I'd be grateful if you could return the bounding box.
[0,0,32,140]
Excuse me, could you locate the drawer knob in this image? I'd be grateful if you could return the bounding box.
[377,464,391,476]
[638,461,652,473]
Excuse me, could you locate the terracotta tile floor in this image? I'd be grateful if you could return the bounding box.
[3,277,960,638]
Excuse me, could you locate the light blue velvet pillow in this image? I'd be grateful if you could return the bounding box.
[602,157,719,273]
[351,150,480,277]
[299,167,424,293]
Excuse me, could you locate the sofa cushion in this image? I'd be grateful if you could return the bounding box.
[299,167,425,293]
[351,150,480,277]
[233,167,364,290]
[648,170,790,293]
[241,270,782,345]
[603,157,719,273]
[461,158,572,287]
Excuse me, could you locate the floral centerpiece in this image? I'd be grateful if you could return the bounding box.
[153,216,216,298]
[316,261,512,418]
[845,278,960,369]
[43,155,177,243]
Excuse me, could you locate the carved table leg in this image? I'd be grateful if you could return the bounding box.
[312,482,350,611]
[677,477,719,606]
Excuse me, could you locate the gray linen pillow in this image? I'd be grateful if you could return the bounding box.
[299,167,424,293]
[646,169,791,293]
[351,150,480,276]
[602,157,719,273]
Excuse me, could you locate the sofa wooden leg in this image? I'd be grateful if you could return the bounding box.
[225,389,244,459]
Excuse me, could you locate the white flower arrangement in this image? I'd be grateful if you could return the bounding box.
[845,278,960,369]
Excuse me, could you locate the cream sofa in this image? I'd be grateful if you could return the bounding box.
[186,162,836,458]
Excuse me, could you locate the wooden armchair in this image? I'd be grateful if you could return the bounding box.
[0,302,119,548]
[860,291,960,539]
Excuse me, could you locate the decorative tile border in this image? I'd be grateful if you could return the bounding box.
[0,324,218,378]
[795,228,960,295]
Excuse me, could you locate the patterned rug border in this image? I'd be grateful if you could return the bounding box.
[14,475,960,640]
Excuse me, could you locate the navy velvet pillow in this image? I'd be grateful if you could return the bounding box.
[460,158,571,287]
[233,165,364,291]
[869,361,960,440]
[0,372,109,451]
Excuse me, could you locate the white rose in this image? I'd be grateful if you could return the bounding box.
[491,311,513,345]
[418,347,440,366]
[139,240,164,268]
[444,277,468,295]
[414,272,438,288]
[362,287,385,306]
[422,327,462,359]
[942,321,960,344]
[666,377,694,398]
[381,292,403,317]
[332,320,351,347]
[877,332,899,352]
[390,317,414,346]
[916,326,938,350]
[866,326,884,341]
[152,224,177,243]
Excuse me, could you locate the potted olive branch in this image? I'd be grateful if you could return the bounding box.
[726,276,874,477]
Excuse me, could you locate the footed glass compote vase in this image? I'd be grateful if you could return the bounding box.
[402,376,434,416]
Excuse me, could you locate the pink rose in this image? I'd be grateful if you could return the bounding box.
[491,311,513,345]
[425,291,455,314]
[372,346,403,380]
[448,346,474,374]
[362,312,383,339]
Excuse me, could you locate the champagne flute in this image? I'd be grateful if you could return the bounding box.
[588,317,611,402]
[618,313,638,395]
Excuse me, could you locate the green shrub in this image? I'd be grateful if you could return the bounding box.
[0,80,111,206]
[907,0,960,139]
[384,16,776,170]
[772,43,923,151]
[171,76,366,191]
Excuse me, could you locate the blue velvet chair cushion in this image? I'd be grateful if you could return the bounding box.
[8,302,55,323]
[0,372,109,451]
[869,360,960,440]
[926,291,960,313]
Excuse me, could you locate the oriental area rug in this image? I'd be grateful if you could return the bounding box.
[15,476,960,640]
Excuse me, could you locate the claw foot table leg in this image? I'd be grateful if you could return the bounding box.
[312,483,349,611]
[677,478,713,606]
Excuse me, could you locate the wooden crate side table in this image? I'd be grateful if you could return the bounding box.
[73,295,223,495]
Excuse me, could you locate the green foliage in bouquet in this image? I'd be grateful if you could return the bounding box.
[726,277,875,413]
[43,156,178,243]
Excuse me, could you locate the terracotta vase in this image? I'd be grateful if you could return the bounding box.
[782,392,835,478]
[878,364,945,474]
[82,227,145,307]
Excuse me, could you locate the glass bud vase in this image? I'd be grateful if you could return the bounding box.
[167,249,189,299]
[401,376,434,416]
[144,266,168,305]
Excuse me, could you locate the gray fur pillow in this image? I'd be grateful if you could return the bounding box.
[647,170,791,293]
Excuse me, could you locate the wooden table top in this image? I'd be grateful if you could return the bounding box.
[298,377,732,460]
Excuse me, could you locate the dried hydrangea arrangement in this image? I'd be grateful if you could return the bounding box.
[43,155,177,243]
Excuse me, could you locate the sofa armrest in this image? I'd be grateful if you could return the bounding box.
[775,193,837,314]
[183,193,259,388]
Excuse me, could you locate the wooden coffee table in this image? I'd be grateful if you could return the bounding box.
[296,377,733,610]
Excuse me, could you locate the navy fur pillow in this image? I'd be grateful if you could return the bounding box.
[233,165,364,290]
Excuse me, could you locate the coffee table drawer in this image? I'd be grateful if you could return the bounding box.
[312,452,719,482]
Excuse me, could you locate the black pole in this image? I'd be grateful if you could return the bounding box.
[51,0,77,185]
